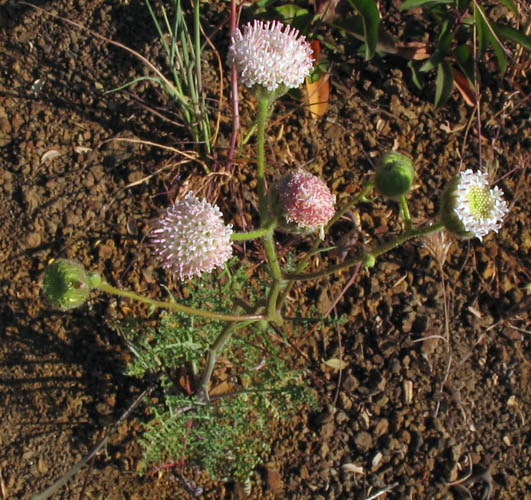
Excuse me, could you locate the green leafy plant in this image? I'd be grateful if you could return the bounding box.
[37,13,512,500]
[109,0,213,156]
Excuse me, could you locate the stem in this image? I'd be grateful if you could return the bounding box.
[256,97,269,220]
[96,281,263,322]
[266,279,283,324]
[231,227,270,241]
[399,195,413,230]
[330,182,374,228]
[262,231,283,323]
[284,221,445,281]
[198,320,256,402]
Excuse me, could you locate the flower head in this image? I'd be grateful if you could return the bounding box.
[275,170,335,236]
[228,20,314,92]
[440,170,508,240]
[151,195,233,280]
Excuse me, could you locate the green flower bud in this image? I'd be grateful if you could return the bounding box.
[439,175,473,239]
[364,254,376,268]
[374,152,415,199]
[43,259,95,310]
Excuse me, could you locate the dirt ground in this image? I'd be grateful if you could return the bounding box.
[0,0,529,499]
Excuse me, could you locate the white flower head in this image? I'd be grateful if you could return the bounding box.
[453,170,508,240]
[151,195,233,280]
[228,20,314,91]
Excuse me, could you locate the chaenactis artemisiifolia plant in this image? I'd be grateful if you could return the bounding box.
[38,18,510,498]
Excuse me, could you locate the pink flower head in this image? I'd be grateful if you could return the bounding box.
[228,20,314,91]
[277,170,335,235]
[151,195,233,280]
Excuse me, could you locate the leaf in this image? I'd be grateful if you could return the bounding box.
[400,0,452,10]
[40,149,62,164]
[473,3,489,57]
[407,60,424,89]
[347,0,380,60]
[305,41,330,118]
[494,22,531,51]
[322,358,349,370]
[474,2,509,73]
[454,44,475,83]
[453,67,476,106]
[497,0,518,15]
[434,60,454,107]
[306,73,330,118]
[273,5,313,32]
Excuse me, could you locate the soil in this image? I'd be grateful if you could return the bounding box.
[0,1,529,499]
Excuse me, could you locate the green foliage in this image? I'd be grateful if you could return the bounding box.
[141,375,313,482]
[347,0,381,60]
[113,260,316,483]
[108,0,212,157]
[402,0,530,105]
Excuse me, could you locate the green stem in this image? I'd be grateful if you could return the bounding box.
[96,281,263,322]
[198,320,256,402]
[262,231,283,324]
[283,221,445,281]
[256,97,269,220]
[231,227,270,241]
[399,195,413,230]
[330,182,374,228]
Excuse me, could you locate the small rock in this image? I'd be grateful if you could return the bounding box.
[265,465,284,494]
[26,232,41,248]
[374,418,389,437]
[354,431,373,452]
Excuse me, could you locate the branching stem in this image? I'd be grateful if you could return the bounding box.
[283,221,445,281]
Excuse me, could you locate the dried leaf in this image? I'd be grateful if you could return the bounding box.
[306,73,330,118]
[322,358,348,370]
[40,149,62,164]
[453,68,476,106]
[342,463,365,474]
[305,40,329,118]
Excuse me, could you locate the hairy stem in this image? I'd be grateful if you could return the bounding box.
[198,320,257,402]
[399,195,413,230]
[283,221,445,281]
[231,227,271,241]
[96,281,263,322]
[257,97,269,220]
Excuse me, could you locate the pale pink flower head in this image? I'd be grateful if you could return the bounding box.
[228,20,314,92]
[151,195,233,280]
[276,170,335,236]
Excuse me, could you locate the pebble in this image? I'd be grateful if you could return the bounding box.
[354,431,373,452]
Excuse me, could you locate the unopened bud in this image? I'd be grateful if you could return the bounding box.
[374,152,414,199]
[43,259,96,310]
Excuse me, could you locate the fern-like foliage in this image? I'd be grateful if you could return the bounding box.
[111,259,317,483]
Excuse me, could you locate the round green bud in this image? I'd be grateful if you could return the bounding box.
[374,152,415,199]
[439,175,474,239]
[43,259,93,310]
[364,254,376,268]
